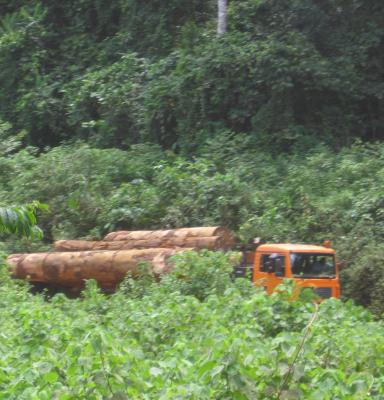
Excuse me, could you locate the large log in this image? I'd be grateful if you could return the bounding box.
[7,248,188,290]
[103,226,235,248]
[54,235,228,252]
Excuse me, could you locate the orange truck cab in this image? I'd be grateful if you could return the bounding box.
[236,243,340,299]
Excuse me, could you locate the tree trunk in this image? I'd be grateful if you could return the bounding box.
[217,0,227,36]
[8,248,188,290]
[54,235,230,252]
[103,226,234,244]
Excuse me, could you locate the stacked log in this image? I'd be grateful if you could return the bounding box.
[8,248,188,290]
[54,235,227,252]
[102,226,235,249]
[7,227,236,292]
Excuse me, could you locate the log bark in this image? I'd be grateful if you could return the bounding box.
[103,226,235,249]
[7,248,188,290]
[54,235,230,252]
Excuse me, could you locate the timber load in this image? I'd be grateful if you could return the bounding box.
[7,226,235,292]
[102,226,235,249]
[8,248,188,290]
[54,226,234,252]
[54,236,228,252]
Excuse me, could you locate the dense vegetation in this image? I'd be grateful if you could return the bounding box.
[0,1,383,151]
[2,141,384,314]
[1,251,384,399]
[1,1,384,396]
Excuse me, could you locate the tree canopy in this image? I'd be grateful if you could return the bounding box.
[0,0,382,151]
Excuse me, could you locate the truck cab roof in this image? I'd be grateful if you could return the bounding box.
[257,243,335,254]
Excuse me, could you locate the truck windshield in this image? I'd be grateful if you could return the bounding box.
[290,253,336,278]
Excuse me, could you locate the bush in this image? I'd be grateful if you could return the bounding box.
[2,141,384,313]
[158,250,244,300]
[1,252,384,398]
[0,143,164,242]
[341,245,384,316]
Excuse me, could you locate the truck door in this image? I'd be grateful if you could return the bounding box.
[254,253,287,294]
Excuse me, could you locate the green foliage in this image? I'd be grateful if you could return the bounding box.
[158,250,242,301]
[0,0,382,150]
[0,143,164,240]
[1,252,384,398]
[117,0,214,57]
[0,143,256,238]
[0,0,383,322]
[0,119,24,156]
[65,53,148,147]
[342,245,384,317]
[2,141,384,312]
[0,201,46,238]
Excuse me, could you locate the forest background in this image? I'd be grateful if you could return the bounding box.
[2,2,384,398]
[0,0,384,313]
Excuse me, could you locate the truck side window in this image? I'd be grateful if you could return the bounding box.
[260,254,285,277]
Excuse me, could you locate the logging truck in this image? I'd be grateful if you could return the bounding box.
[7,227,340,299]
[235,241,340,299]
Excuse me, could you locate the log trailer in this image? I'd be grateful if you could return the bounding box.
[7,227,340,299]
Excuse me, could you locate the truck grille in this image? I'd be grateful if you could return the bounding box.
[314,287,332,299]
